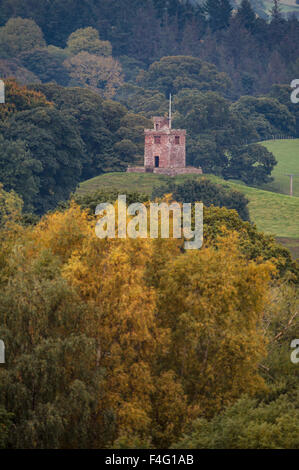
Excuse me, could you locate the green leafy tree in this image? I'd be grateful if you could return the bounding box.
[224,143,277,184]
[137,56,231,96]
[152,178,250,221]
[0,106,85,213]
[231,96,296,138]
[66,27,112,57]
[0,17,46,58]
[116,84,167,118]
[0,137,41,211]
[269,84,299,137]
[19,48,70,86]
[203,205,299,281]
[173,90,256,174]
[173,393,299,448]
[31,84,149,179]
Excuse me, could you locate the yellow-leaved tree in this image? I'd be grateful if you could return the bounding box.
[157,232,275,419]
[0,202,276,448]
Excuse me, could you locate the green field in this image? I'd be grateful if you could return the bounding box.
[77,171,299,236]
[77,139,299,257]
[260,139,299,197]
[263,0,299,15]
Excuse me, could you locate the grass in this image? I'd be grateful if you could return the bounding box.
[213,177,299,239]
[78,172,172,196]
[77,171,299,239]
[77,139,299,256]
[259,139,299,197]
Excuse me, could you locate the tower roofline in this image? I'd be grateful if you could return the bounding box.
[144,128,186,134]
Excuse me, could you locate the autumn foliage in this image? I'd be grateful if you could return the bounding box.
[0,202,279,448]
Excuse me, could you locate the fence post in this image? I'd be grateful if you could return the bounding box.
[0,340,5,363]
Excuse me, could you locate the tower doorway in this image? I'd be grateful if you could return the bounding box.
[154,156,159,168]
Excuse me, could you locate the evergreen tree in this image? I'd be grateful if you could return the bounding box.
[271,0,282,23]
[235,0,256,32]
[203,0,232,32]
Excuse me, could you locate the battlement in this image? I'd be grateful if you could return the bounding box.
[153,116,170,130]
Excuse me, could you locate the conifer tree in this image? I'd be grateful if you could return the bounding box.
[203,0,232,31]
[236,0,256,31]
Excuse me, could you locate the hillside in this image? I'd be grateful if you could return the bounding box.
[77,172,299,235]
[260,139,299,197]
[77,139,299,257]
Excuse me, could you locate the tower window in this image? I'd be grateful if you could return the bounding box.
[154,136,161,144]
[175,136,180,144]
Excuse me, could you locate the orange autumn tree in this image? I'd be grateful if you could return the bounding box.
[27,203,186,446]
[0,79,51,120]
[0,202,275,447]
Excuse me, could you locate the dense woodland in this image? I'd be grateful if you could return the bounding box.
[0,1,299,212]
[0,0,298,449]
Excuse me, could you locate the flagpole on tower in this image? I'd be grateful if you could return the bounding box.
[169,93,172,129]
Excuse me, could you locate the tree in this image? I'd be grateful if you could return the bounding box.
[269,84,299,137]
[0,182,23,227]
[0,406,12,448]
[0,17,46,58]
[225,143,277,185]
[152,177,250,221]
[231,96,296,138]
[268,0,287,45]
[0,79,50,120]
[174,279,299,449]
[66,27,112,57]
[116,83,168,118]
[137,56,231,96]
[31,83,151,179]
[203,0,232,32]
[0,137,41,211]
[63,52,124,98]
[173,393,299,448]
[157,233,274,418]
[0,197,297,448]
[173,90,256,175]
[0,106,85,213]
[19,48,70,86]
[0,59,40,87]
[271,0,283,23]
[235,0,257,32]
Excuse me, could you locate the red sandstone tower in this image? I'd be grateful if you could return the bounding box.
[127,96,202,176]
[144,116,186,170]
